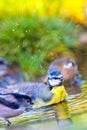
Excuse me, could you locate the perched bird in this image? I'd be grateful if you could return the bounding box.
[46,71,67,105]
[33,70,67,108]
[0,92,33,126]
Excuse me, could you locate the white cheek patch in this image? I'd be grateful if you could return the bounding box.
[49,79,61,86]
[64,63,73,69]
[13,89,19,93]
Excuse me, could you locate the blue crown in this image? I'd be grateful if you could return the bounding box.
[48,71,63,80]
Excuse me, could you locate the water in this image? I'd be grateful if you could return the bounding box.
[0,81,87,130]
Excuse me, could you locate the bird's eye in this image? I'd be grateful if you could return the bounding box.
[26,99,30,103]
[53,77,59,79]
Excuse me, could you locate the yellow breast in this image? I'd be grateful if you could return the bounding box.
[47,85,68,105]
[33,85,68,108]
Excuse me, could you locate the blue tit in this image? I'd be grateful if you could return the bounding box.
[46,71,67,105]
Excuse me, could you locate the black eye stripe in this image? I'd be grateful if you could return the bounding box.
[49,77,63,80]
[53,77,60,79]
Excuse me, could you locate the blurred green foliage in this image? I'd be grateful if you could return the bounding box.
[0,15,83,80]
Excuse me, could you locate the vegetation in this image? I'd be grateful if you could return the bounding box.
[0,0,87,80]
[0,15,83,80]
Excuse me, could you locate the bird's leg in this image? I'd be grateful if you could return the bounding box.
[5,119,11,127]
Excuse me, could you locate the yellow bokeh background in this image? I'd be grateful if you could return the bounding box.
[0,0,87,24]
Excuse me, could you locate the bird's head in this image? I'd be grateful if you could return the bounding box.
[48,71,64,90]
[11,93,34,108]
[0,93,34,110]
[62,58,78,81]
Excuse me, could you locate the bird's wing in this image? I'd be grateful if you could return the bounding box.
[0,96,20,109]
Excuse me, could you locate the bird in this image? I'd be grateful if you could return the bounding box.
[0,71,67,106]
[44,57,78,83]
[46,70,67,105]
[0,92,33,126]
[35,70,68,108]
[0,70,67,107]
[0,77,67,108]
[43,57,84,87]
